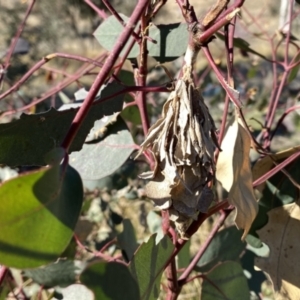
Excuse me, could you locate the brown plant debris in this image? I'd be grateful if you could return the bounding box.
[255,202,300,299]
[136,49,218,238]
[216,115,258,239]
[202,0,230,28]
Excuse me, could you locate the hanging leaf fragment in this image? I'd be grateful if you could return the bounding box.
[136,27,219,238]
[216,115,258,239]
[255,202,300,300]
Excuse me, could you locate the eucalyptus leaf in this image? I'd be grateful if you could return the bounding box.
[69,116,134,180]
[94,15,188,62]
[129,234,174,300]
[117,219,138,262]
[200,261,250,300]
[241,249,267,296]
[24,259,83,288]
[0,149,83,268]
[177,240,190,270]
[54,284,93,300]
[0,81,124,166]
[287,53,300,83]
[81,262,140,300]
[195,226,246,273]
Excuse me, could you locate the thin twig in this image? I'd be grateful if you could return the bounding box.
[102,0,141,42]
[135,14,151,136]
[84,0,107,19]
[217,14,236,151]
[0,52,105,101]
[61,0,150,151]
[162,211,179,300]
[202,46,241,107]
[0,266,8,286]
[263,70,289,148]
[178,210,229,285]
[253,150,300,187]
[271,104,300,140]
[0,0,36,85]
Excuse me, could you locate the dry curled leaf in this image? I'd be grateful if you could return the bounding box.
[136,48,218,238]
[255,202,300,300]
[216,116,258,239]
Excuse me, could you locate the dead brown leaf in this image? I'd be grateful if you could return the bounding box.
[255,202,300,300]
[216,115,258,239]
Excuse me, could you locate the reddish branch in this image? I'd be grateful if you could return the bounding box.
[178,210,229,285]
[217,14,236,149]
[0,266,8,287]
[84,0,107,19]
[0,53,106,101]
[0,0,36,85]
[102,0,141,42]
[61,0,150,151]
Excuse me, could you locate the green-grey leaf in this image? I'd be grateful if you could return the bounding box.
[81,262,140,300]
[24,259,82,288]
[146,211,164,243]
[216,33,269,61]
[177,240,190,270]
[0,81,124,166]
[93,14,139,58]
[121,105,141,125]
[117,219,138,262]
[54,284,94,300]
[0,155,83,268]
[129,234,174,300]
[94,15,188,62]
[69,116,134,180]
[201,261,250,300]
[195,227,246,273]
[146,23,188,63]
[240,249,267,296]
[287,53,300,83]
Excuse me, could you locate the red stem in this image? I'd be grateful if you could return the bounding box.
[2,0,36,70]
[253,150,300,188]
[270,104,300,140]
[162,211,179,300]
[61,0,149,151]
[169,200,230,264]
[217,14,236,151]
[284,0,294,65]
[178,210,229,284]
[202,46,241,107]
[0,266,8,286]
[136,15,150,136]
[0,52,105,101]
[102,0,141,42]
[84,0,107,19]
[263,70,289,148]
